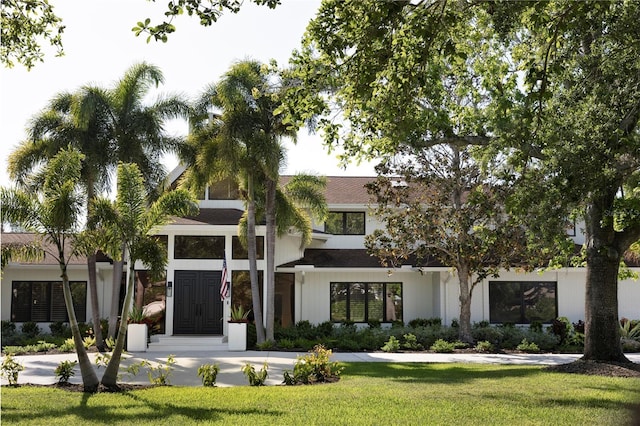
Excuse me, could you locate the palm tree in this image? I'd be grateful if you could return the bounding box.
[90,162,197,389]
[1,148,100,392]
[182,60,325,342]
[9,62,191,343]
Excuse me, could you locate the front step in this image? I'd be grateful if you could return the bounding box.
[147,335,228,352]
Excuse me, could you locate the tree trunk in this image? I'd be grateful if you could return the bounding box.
[101,254,136,388]
[457,264,474,344]
[87,253,105,351]
[60,263,99,392]
[246,175,265,344]
[108,253,124,339]
[582,196,628,362]
[265,179,277,342]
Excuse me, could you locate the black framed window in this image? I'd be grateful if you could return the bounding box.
[330,282,402,322]
[174,236,225,259]
[489,281,557,324]
[11,281,86,322]
[232,236,264,259]
[325,212,365,235]
[231,270,264,322]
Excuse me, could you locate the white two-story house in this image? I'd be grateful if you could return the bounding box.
[2,170,639,350]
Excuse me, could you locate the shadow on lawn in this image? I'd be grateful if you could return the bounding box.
[343,362,542,384]
[1,389,282,424]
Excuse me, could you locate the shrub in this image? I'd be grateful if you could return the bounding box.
[529,321,543,333]
[2,321,16,336]
[283,345,343,385]
[1,354,24,386]
[54,360,77,384]
[620,318,640,341]
[49,322,71,338]
[516,339,540,353]
[242,362,268,386]
[550,317,572,345]
[21,322,40,338]
[278,338,296,350]
[524,331,560,352]
[622,338,640,353]
[471,326,503,344]
[409,317,442,328]
[473,320,490,329]
[402,333,423,350]
[198,363,220,387]
[83,336,96,349]
[59,338,75,352]
[381,336,401,353]
[367,319,381,329]
[430,339,456,353]
[474,340,495,353]
[499,326,526,349]
[140,355,176,385]
[256,340,276,350]
[315,321,334,338]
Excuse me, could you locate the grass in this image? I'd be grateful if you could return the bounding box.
[2,363,639,425]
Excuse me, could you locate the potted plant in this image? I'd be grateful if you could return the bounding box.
[228,305,250,351]
[127,305,148,352]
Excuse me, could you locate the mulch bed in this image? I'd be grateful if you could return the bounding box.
[545,360,640,378]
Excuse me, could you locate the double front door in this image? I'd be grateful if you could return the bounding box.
[173,270,223,335]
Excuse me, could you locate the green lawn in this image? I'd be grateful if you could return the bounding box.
[2,363,639,425]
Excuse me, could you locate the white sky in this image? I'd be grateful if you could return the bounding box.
[0,0,375,190]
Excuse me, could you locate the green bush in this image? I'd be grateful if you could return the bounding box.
[283,345,343,385]
[49,322,71,338]
[499,326,526,349]
[430,339,456,353]
[2,321,16,336]
[402,333,423,350]
[197,363,220,387]
[381,336,401,352]
[367,319,381,329]
[472,320,490,329]
[277,338,296,350]
[516,339,540,353]
[59,338,75,352]
[524,331,560,351]
[242,362,268,386]
[409,317,442,328]
[54,360,77,384]
[1,354,24,386]
[21,322,40,338]
[316,321,335,337]
[256,340,276,351]
[474,340,495,353]
[471,326,503,344]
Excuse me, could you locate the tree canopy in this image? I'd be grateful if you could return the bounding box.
[286,0,640,362]
[1,0,65,69]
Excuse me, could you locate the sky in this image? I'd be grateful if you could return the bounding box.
[0,0,375,190]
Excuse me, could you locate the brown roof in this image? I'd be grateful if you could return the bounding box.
[278,249,443,268]
[1,233,112,266]
[280,176,375,205]
[171,208,250,226]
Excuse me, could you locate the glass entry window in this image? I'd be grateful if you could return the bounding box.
[174,236,225,259]
[330,282,402,323]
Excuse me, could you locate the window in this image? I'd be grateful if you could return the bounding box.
[231,271,296,327]
[232,236,264,259]
[330,282,402,322]
[489,281,557,324]
[208,179,239,200]
[231,271,264,322]
[11,281,87,322]
[325,212,365,235]
[174,236,225,259]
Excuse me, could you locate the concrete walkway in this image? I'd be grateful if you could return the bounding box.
[3,351,639,387]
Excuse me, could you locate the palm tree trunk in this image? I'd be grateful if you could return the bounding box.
[108,245,125,339]
[101,253,136,388]
[265,178,277,341]
[87,253,105,350]
[246,175,266,343]
[60,263,100,392]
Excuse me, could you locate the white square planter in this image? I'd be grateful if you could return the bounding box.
[127,323,148,352]
[227,322,247,351]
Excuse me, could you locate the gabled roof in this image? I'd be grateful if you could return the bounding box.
[1,233,112,265]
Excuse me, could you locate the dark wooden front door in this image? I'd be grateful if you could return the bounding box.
[174,270,223,335]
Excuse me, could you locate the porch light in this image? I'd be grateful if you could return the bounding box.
[167,281,173,297]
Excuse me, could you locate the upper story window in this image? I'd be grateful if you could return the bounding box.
[208,179,240,200]
[325,211,365,235]
[174,236,225,259]
[232,236,264,259]
[489,281,557,324]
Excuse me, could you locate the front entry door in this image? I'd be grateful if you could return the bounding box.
[174,270,223,334]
